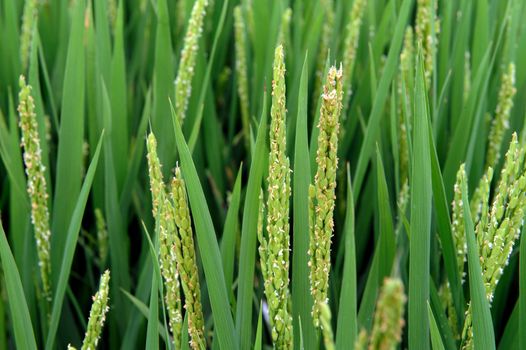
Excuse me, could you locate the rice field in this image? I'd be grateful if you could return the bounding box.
[0,0,525,349]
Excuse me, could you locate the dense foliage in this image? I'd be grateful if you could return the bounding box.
[0,0,525,349]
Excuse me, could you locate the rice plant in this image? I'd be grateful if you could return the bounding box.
[0,0,525,349]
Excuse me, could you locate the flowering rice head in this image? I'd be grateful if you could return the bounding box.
[171,166,205,350]
[174,0,208,123]
[308,65,343,327]
[233,5,251,150]
[81,270,110,350]
[18,75,52,301]
[20,0,38,72]
[342,0,366,110]
[368,278,406,350]
[146,133,182,348]
[259,44,293,349]
[485,63,516,170]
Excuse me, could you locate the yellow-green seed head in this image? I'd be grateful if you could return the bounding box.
[451,164,467,281]
[486,63,516,169]
[368,278,406,350]
[18,75,52,301]
[171,167,205,350]
[415,0,439,86]
[95,208,108,266]
[20,0,38,72]
[319,302,335,350]
[313,0,334,110]
[146,133,183,348]
[81,270,110,350]
[259,44,293,349]
[233,5,251,149]
[174,0,209,123]
[342,0,366,108]
[309,65,343,327]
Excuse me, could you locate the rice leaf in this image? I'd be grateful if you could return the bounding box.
[335,165,357,349]
[235,94,268,349]
[292,54,316,348]
[171,106,238,350]
[0,222,37,350]
[460,171,495,350]
[408,49,432,350]
[45,132,104,350]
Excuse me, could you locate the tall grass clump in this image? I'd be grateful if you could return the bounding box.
[1,1,526,349]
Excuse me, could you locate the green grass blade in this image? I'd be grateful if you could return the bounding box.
[352,0,414,199]
[428,119,464,328]
[408,49,432,350]
[46,132,104,350]
[146,272,159,350]
[521,229,526,350]
[292,54,316,348]
[51,0,86,285]
[101,81,131,330]
[171,106,238,350]
[235,94,268,349]
[122,290,167,342]
[220,166,243,292]
[428,303,446,350]
[335,165,357,349]
[460,171,495,349]
[254,304,263,350]
[0,222,37,350]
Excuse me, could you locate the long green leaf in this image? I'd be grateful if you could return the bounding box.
[408,50,432,350]
[235,95,268,349]
[0,222,37,350]
[335,165,357,349]
[352,0,414,199]
[46,132,104,350]
[171,106,238,350]
[51,0,86,285]
[460,171,495,349]
[292,54,316,348]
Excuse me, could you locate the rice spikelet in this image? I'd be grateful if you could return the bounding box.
[308,65,343,327]
[174,0,209,123]
[259,44,293,349]
[81,270,110,350]
[170,166,205,350]
[146,133,182,348]
[18,75,52,301]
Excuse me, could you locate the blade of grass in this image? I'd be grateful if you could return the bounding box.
[428,118,464,328]
[171,105,238,350]
[254,304,262,350]
[0,222,37,350]
[335,164,357,349]
[428,303,446,350]
[235,94,268,349]
[521,228,526,350]
[51,0,86,286]
[122,290,167,342]
[46,132,104,350]
[408,49,432,350]
[292,54,316,348]
[352,0,414,200]
[460,172,495,349]
[220,165,243,291]
[146,273,159,350]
